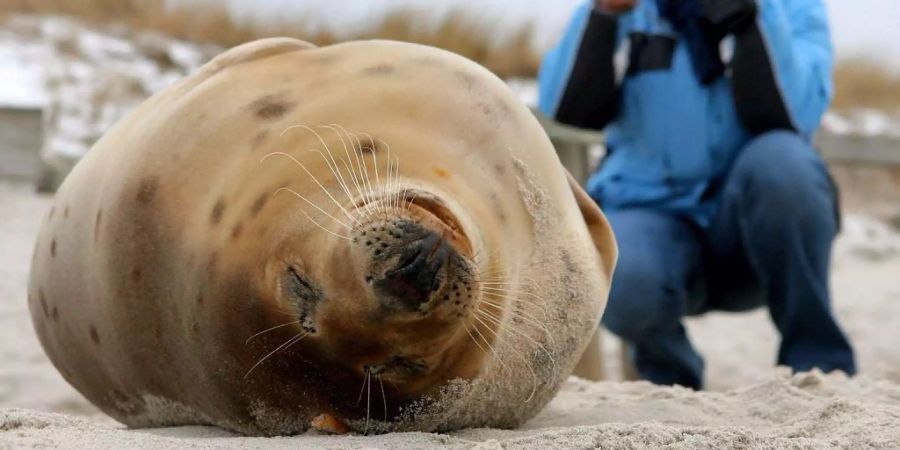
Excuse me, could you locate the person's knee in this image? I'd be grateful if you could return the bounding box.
[602,258,681,340]
[729,131,835,221]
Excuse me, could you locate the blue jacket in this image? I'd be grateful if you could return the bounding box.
[538,0,834,226]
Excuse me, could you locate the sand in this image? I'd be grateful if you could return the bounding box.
[2,177,899,449]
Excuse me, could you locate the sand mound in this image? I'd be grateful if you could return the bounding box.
[2,371,899,449]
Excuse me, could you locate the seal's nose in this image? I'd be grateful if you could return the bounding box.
[374,230,449,311]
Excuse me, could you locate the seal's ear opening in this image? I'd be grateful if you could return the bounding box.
[564,171,617,281]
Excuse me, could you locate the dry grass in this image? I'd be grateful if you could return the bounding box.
[0,0,540,77]
[833,59,900,112]
[2,0,898,109]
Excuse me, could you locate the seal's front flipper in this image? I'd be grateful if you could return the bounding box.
[310,414,349,435]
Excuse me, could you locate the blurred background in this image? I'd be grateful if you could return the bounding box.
[0,0,898,418]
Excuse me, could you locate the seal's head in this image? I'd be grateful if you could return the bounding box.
[223,38,617,432]
[253,155,488,427]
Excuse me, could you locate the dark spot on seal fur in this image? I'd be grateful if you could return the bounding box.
[476,100,494,118]
[208,251,219,278]
[135,177,158,205]
[560,249,578,275]
[251,130,270,150]
[231,222,244,240]
[94,210,102,242]
[50,239,56,257]
[311,53,341,64]
[89,325,100,344]
[362,64,395,76]
[357,136,380,154]
[408,55,442,67]
[196,293,204,305]
[250,193,268,218]
[131,267,143,282]
[39,290,49,318]
[453,69,477,88]
[63,207,69,218]
[51,306,59,322]
[210,199,226,226]
[251,94,295,120]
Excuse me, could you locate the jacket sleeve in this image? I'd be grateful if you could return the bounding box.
[538,3,620,130]
[730,0,834,137]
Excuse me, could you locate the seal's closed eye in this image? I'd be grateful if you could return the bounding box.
[284,267,321,333]
[284,267,321,302]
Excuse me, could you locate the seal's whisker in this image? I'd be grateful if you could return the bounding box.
[386,158,397,211]
[243,331,309,379]
[474,312,540,403]
[276,196,352,240]
[261,151,357,225]
[360,132,383,216]
[244,319,301,345]
[480,286,549,306]
[477,305,555,359]
[405,188,418,212]
[469,314,508,372]
[389,158,399,212]
[356,367,369,405]
[320,125,373,220]
[479,297,553,339]
[273,188,353,239]
[336,158,374,220]
[365,367,372,434]
[308,148,365,222]
[394,157,404,211]
[376,138,394,219]
[345,129,380,219]
[338,127,378,217]
[281,125,362,221]
[468,320,501,363]
[378,375,388,423]
[473,248,504,267]
[480,275,539,285]
[380,140,393,218]
[480,292,550,320]
[464,324,491,357]
[479,283,545,301]
[477,304,557,372]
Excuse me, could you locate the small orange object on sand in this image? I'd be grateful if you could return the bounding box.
[311,414,350,434]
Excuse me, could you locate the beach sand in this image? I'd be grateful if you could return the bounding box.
[2,178,899,449]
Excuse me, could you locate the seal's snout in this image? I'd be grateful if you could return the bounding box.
[354,191,474,317]
[375,230,449,310]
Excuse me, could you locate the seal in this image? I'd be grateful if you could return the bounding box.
[27,38,617,435]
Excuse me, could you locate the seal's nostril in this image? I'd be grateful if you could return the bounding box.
[374,230,449,310]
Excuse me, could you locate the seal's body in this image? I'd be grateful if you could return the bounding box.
[28,38,616,435]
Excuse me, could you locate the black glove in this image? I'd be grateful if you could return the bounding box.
[699,0,758,33]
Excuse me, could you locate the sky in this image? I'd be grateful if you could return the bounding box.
[825,0,900,69]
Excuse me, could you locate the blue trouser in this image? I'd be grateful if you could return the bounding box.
[600,131,857,389]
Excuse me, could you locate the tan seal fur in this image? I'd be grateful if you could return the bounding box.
[27,38,617,435]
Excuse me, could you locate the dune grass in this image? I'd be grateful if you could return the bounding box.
[0,0,540,77]
[1,0,898,112]
[833,58,900,112]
